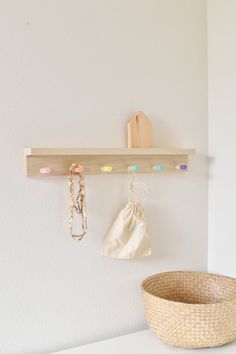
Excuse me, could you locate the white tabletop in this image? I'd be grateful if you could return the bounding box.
[53,329,236,354]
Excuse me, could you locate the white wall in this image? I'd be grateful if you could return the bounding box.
[208,0,236,277]
[0,1,208,353]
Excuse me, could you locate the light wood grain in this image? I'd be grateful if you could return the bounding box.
[24,147,195,176]
[24,147,195,156]
[127,111,153,148]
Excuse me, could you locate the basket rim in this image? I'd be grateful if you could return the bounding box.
[141,271,236,306]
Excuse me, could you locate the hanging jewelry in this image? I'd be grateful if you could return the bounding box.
[128,166,150,203]
[68,163,87,241]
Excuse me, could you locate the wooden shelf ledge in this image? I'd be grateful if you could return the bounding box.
[25,147,195,156]
[24,147,196,176]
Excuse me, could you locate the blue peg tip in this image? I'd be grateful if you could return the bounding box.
[153,164,164,172]
[129,165,140,172]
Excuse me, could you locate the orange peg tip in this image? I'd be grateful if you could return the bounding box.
[74,165,84,174]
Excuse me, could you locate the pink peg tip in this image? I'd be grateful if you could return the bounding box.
[40,167,52,174]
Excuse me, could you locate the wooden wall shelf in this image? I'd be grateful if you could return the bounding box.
[24,148,196,176]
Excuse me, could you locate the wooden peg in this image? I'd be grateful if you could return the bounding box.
[127,111,153,148]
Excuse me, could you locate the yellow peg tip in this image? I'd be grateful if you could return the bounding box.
[101,165,113,173]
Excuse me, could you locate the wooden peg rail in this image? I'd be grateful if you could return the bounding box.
[24,148,196,176]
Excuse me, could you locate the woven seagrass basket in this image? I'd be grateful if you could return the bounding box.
[141,271,236,349]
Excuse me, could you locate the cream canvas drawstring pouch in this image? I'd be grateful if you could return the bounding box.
[101,171,151,259]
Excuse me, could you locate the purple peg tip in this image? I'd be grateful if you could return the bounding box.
[179,164,188,170]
